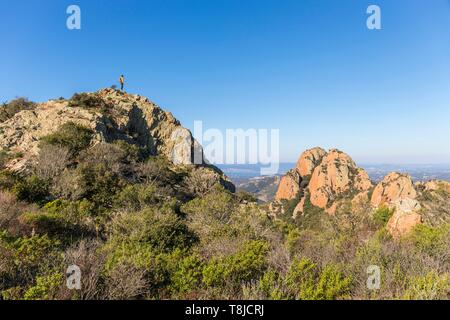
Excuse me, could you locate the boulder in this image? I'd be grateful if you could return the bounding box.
[293,197,306,218]
[386,198,422,238]
[296,147,327,177]
[275,169,301,201]
[371,172,417,207]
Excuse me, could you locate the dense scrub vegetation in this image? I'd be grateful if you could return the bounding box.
[0,121,450,300]
[0,98,36,123]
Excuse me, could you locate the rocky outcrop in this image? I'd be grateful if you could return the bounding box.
[386,199,422,239]
[275,169,301,201]
[308,149,372,213]
[370,173,423,238]
[275,147,327,201]
[274,148,373,216]
[370,172,417,207]
[415,180,450,227]
[296,147,327,177]
[0,89,206,171]
[0,88,233,191]
[419,180,450,193]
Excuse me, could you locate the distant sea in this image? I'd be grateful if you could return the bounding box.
[217,163,450,184]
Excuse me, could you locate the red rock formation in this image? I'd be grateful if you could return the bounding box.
[274,169,300,201]
[308,149,372,213]
[371,172,417,207]
[296,147,326,177]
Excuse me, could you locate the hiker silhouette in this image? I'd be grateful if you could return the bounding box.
[119,75,125,91]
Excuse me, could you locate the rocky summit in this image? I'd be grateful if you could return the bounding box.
[0,88,233,191]
[275,148,373,215]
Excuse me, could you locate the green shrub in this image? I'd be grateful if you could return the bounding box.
[73,162,121,208]
[114,184,158,211]
[411,224,450,254]
[68,93,105,109]
[13,175,49,204]
[403,272,450,300]
[0,170,17,190]
[40,122,93,157]
[0,232,61,274]
[21,202,95,244]
[0,98,35,122]
[202,240,269,287]
[107,207,196,254]
[23,272,63,300]
[181,187,236,231]
[372,207,394,227]
[285,258,351,300]
[170,254,204,294]
[257,270,285,300]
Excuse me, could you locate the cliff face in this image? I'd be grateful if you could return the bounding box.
[0,88,233,191]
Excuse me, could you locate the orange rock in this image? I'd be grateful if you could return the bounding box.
[293,197,306,218]
[275,169,300,201]
[296,147,327,177]
[371,172,417,207]
[386,199,422,238]
[309,149,373,211]
[422,180,450,193]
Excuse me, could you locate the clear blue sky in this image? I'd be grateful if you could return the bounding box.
[1,0,450,163]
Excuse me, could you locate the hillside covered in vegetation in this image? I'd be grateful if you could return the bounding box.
[0,90,449,300]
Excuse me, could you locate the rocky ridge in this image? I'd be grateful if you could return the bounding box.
[274,147,450,238]
[0,88,234,191]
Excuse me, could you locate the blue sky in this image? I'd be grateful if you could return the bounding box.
[1,0,450,163]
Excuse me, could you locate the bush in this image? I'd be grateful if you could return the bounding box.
[202,240,269,288]
[35,144,70,181]
[182,187,236,226]
[0,190,36,231]
[372,207,394,227]
[137,156,176,185]
[78,142,141,182]
[114,184,158,211]
[257,270,285,300]
[68,93,105,109]
[106,207,196,254]
[40,122,93,157]
[13,175,49,204]
[411,224,450,254]
[75,163,122,208]
[170,254,204,294]
[0,97,35,122]
[285,258,351,300]
[0,170,17,190]
[403,272,450,300]
[183,168,219,197]
[23,272,63,300]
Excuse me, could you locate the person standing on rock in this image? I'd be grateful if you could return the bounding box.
[119,75,125,91]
